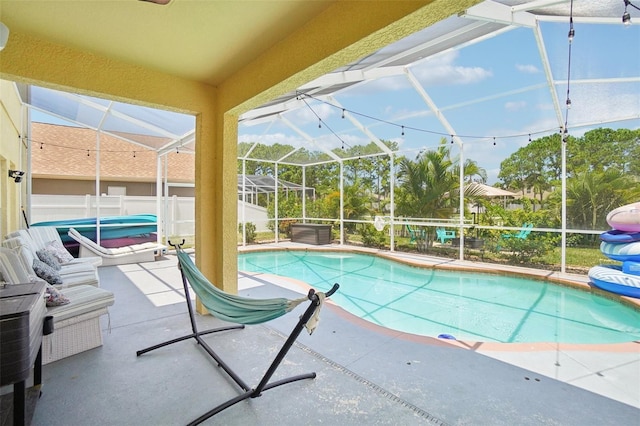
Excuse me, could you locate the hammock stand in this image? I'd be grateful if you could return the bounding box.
[136,241,339,425]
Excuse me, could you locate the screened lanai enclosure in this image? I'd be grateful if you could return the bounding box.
[11,0,640,273]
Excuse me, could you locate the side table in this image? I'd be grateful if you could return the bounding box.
[0,282,50,426]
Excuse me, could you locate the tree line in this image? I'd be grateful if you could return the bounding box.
[238,127,640,232]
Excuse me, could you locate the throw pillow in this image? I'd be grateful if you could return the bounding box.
[36,249,61,271]
[45,240,75,264]
[44,283,70,307]
[32,258,63,285]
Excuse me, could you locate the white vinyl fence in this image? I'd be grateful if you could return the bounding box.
[29,195,270,238]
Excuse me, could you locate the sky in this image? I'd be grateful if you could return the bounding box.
[238,20,640,184]
[30,15,640,186]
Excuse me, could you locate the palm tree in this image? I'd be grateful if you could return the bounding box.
[566,169,640,229]
[396,143,457,220]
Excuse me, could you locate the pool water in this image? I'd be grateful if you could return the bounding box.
[238,251,640,343]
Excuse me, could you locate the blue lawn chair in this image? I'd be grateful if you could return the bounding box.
[436,227,455,244]
[502,222,533,240]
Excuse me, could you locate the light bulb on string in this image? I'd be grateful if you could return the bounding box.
[318,119,322,129]
[341,109,345,119]
[450,135,454,144]
[40,143,43,149]
[568,17,575,43]
[87,150,90,157]
[401,126,405,136]
[133,151,136,158]
[528,134,532,143]
[623,0,633,26]
[493,137,496,146]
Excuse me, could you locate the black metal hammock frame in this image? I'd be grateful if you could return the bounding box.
[136,241,339,425]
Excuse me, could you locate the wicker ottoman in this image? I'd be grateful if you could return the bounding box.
[43,285,115,364]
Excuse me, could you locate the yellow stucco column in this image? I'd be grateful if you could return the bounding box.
[1,0,480,304]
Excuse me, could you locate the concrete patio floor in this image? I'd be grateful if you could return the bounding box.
[30,246,639,425]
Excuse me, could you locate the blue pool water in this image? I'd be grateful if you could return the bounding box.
[238,250,640,343]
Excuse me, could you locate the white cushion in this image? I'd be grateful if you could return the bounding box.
[46,285,115,323]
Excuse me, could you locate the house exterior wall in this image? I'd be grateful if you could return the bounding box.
[31,178,194,197]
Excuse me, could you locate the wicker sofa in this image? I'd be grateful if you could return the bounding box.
[0,240,115,364]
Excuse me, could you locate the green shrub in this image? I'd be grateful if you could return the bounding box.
[359,224,387,248]
[238,222,257,243]
[501,237,553,263]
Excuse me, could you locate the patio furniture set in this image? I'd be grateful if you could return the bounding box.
[1,226,115,365]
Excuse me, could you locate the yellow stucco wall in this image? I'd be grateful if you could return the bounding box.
[0,79,27,236]
[0,0,478,293]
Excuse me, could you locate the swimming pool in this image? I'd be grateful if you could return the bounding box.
[238,250,640,344]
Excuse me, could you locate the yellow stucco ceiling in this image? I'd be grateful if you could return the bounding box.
[0,0,334,86]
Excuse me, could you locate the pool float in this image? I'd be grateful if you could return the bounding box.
[600,241,640,262]
[623,261,640,276]
[606,201,640,232]
[600,229,640,243]
[588,264,640,298]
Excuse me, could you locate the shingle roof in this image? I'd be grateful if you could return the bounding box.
[31,122,195,183]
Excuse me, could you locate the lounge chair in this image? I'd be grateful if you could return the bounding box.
[136,241,339,424]
[68,228,165,266]
[406,224,426,244]
[502,222,533,240]
[436,227,455,244]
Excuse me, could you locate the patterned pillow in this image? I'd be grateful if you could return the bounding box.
[44,283,70,307]
[45,240,75,264]
[36,249,61,271]
[32,258,63,285]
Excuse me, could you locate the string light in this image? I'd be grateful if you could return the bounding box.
[297,92,560,144]
[133,151,136,158]
[568,17,575,43]
[341,109,345,119]
[299,94,352,151]
[493,137,496,146]
[86,150,90,157]
[563,0,575,140]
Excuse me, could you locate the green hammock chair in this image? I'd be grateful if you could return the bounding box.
[136,242,339,425]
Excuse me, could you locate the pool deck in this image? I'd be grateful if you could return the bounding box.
[29,243,639,425]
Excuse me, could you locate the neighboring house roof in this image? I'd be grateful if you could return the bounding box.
[31,122,195,183]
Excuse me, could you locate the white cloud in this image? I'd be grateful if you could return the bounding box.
[516,63,539,74]
[238,132,304,148]
[505,100,527,112]
[412,51,493,86]
[291,102,335,125]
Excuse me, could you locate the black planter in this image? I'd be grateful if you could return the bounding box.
[451,238,484,249]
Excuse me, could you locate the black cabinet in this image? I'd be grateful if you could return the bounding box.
[1,282,48,426]
[291,224,332,245]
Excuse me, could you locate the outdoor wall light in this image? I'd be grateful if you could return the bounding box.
[0,22,8,51]
[8,170,25,183]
